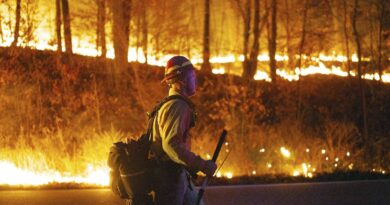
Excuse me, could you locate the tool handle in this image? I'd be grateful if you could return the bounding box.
[211,130,227,162]
[196,129,227,205]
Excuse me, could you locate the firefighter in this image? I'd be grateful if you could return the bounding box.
[151,56,217,205]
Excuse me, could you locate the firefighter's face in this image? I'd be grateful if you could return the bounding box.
[185,69,196,96]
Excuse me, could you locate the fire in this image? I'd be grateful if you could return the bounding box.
[1,24,389,83]
[0,160,109,186]
[225,172,233,179]
[254,70,272,82]
[212,67,226,75]
[1,10,388,83]
[280,147,291,158]
[0,3,388,187]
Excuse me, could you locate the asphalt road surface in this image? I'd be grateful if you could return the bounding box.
[0,179,389,205]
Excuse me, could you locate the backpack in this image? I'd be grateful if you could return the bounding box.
[107,95,195,200]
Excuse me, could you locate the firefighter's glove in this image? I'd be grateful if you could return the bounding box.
[201,160,217,176]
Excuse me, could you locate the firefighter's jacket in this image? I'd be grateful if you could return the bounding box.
[150,90,204,172]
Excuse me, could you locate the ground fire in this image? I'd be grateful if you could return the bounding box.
[0,0,389,187]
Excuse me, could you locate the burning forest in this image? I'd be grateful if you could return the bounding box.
[0,0,389,188]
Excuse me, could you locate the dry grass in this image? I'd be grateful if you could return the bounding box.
[0,47,389,176]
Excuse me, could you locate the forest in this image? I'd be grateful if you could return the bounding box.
[0,0,389,186]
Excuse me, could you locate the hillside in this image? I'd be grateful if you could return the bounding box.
[0,46,389,177]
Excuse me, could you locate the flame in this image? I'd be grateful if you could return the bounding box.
[225,172,233,179]
[216,171,222,178]
[254,70,272,82]
[212,67,226,75]
[0,4,388,186]
[280,147,291,158]
[1,23,388,83]
[0,160,109,186]
[292,170,300,176]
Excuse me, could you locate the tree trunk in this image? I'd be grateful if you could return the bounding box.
[135,6,141,62]
[248,0,260,80]
[377,0,385,82]
[242,0,251,79]
[284,0,293,70]
[11,0,21,47]
[269,0,277,84]
[352,0,368,141]
[297,0,309,119]
[142,0,148,64]
[62,0,73,55]
[369,6,375,75]
[142,1,148,64]
[342,0,351,78]
[0,12,5,42]
[56,0,62,53]
[97,0,106,58]
[202,0,211,73]
[110,0,131,76]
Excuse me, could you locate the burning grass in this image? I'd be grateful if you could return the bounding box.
[0,47,389,187]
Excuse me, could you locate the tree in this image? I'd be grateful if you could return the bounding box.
[342,0,351,77]
[283,0,293,70]
[11,0,21,47]
[0,14,3,42]
[232,0,251,79]
[135,1,141,62]
[201,0,212,73]
[247,0,260,79]
[56,0,62,53]
[243,0,251,79]
[296,0,309,119]
[96,0,106,58]
[62,0,73,54]
[351,0,368,141]
[268,0,277,84]
[141,0,148,64]
[110,0,132,76]
[376,0,385,82]
[20,0,38,45]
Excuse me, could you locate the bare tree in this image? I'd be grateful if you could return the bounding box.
[243,0,251,78]
[110,0,132,76]
[21,0,39,45]
[201,0,211,73]
[376,0,385,82]
[96,0,106,58]
[0,14,3,42]
[56,0,62,53]
[135,2,141,62]
[232,0,252,79]
[247,0,260,79]
[296,0,309,119]
[352,0,368,141]
[342,0,351,77]
[268,0,277,84]
[369,4,375,74]
[11,0,21,47]
[283,0,293,70]
[238,0,268,81]
[62,0,73,54]
[142,0,148,64]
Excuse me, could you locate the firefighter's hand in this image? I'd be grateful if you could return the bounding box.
[201,160,217,176]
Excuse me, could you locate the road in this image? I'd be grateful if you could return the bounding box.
[0,179,389,205]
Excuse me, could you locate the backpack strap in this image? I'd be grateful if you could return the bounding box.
[148,95,194,119]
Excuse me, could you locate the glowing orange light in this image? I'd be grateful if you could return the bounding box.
[0,160,109,186]
[280,147,291,158]
[225,172,233,179]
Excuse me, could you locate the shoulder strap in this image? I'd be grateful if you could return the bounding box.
[148,95,194,119]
